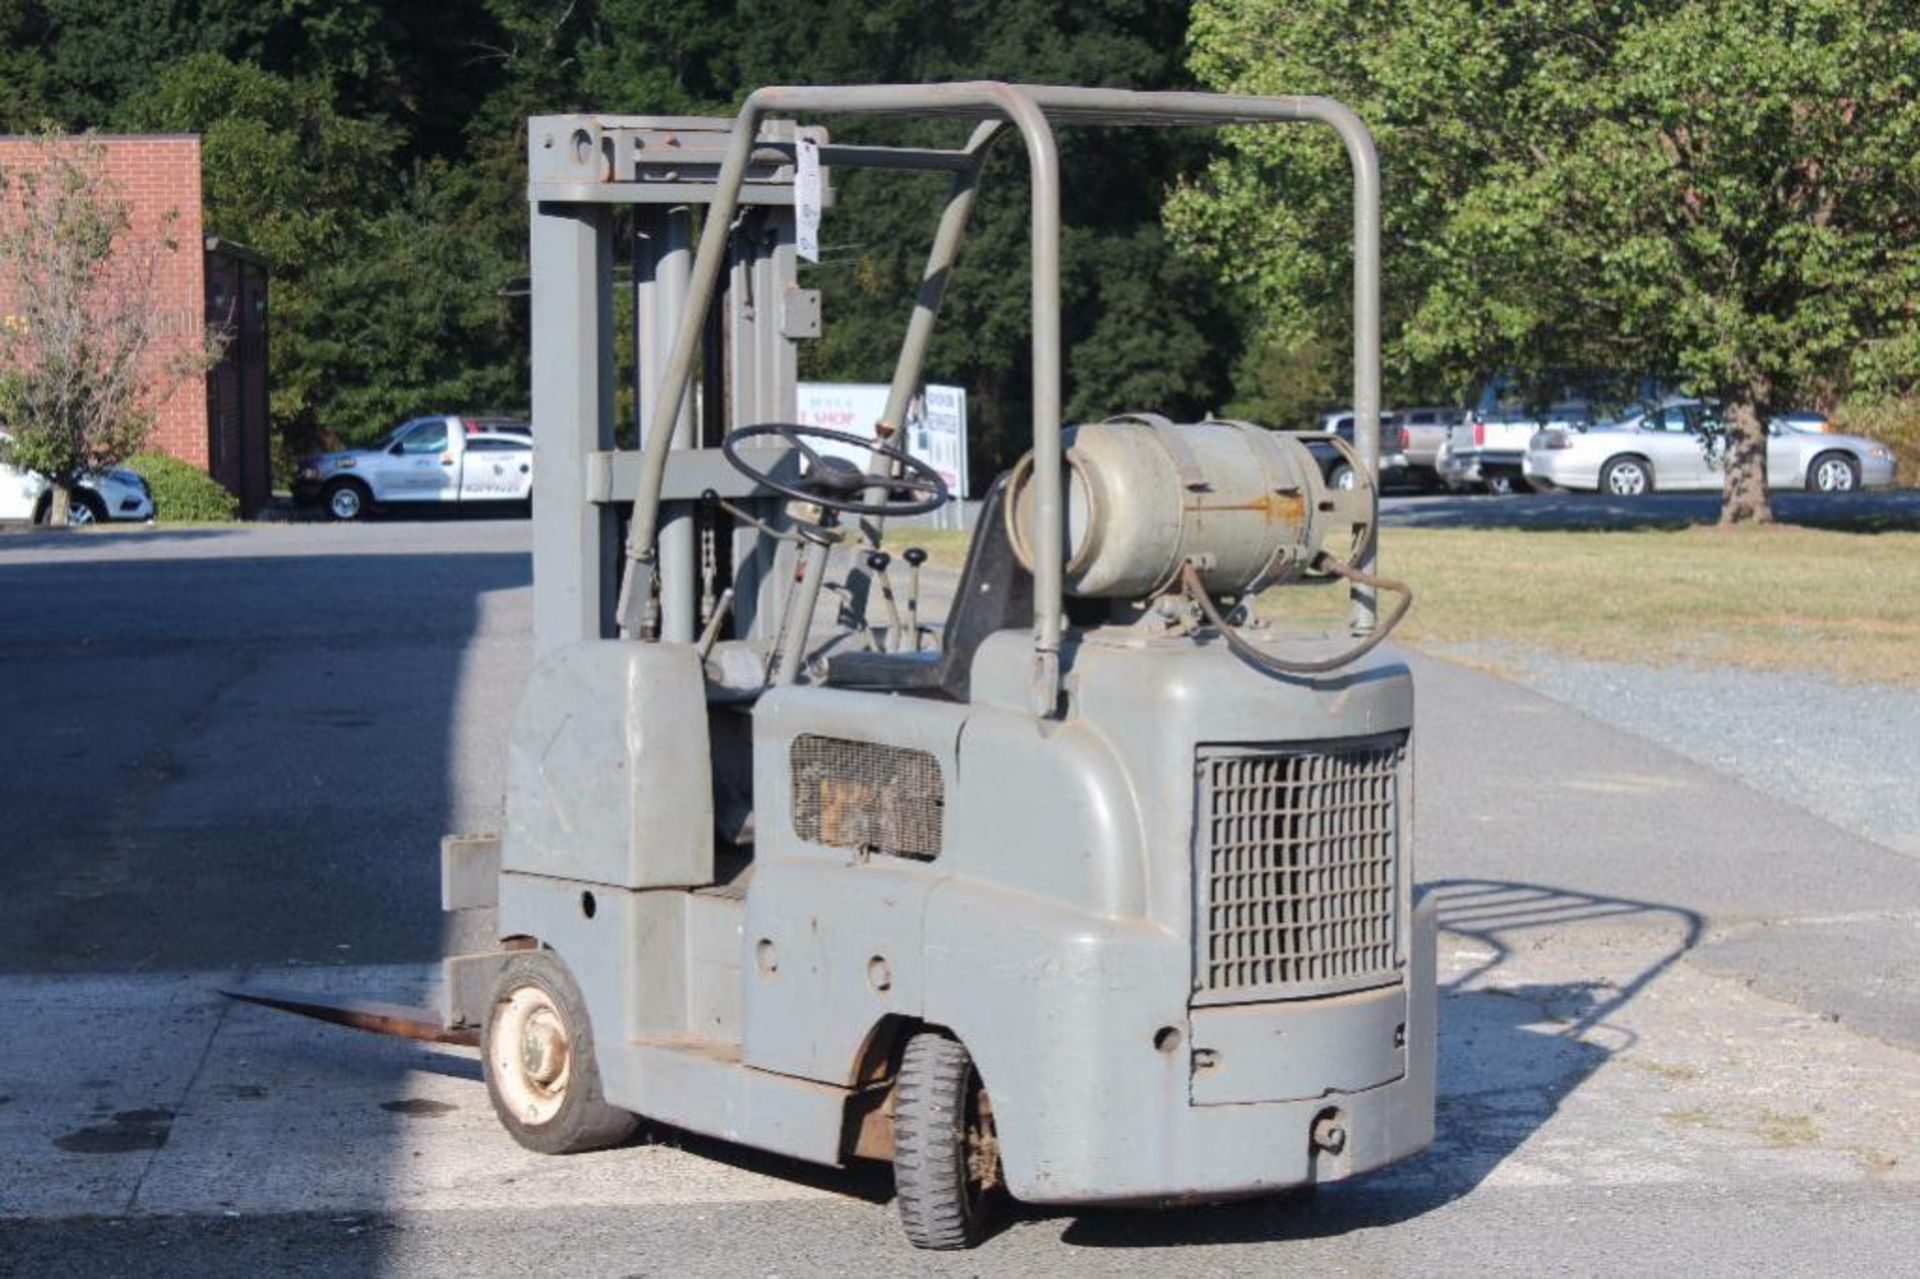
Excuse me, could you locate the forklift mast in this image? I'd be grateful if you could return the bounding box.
[527,114,827,655]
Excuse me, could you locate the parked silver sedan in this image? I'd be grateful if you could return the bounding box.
[1524,399,1897,496]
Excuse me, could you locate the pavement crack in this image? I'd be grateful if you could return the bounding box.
[124,995,231,1216]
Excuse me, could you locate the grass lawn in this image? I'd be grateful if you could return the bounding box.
[1377,524,1920,684]
[885,521,1920,685]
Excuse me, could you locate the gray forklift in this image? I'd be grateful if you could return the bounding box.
[444,83,1434,1250]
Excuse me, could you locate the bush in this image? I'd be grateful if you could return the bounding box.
[124,451,241,523]
[1832,398,1920,484]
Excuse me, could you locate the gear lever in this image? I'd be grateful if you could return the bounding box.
[902,547,927,652]
[866,550,905,652]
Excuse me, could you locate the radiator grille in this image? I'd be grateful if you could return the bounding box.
[1194,738,1403,1001]
[790,735,944,861]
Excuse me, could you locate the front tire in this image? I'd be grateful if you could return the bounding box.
[324,479,372,521]
[31,490,106,525]
[1807,451,1859,493]
[1329,463,1356,491]
[481,952,637,1155]
[69,491,107,525]
[893,1032,1003,1250]
[1600,456,1653,497]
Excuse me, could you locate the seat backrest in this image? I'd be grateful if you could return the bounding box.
[822,474,1031,701]
[931,474,1032,699]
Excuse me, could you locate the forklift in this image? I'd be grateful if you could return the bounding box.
[443,83,1434,1249]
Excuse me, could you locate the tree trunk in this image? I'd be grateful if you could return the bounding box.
[1718,378,1774,526]
[46,480,72,527]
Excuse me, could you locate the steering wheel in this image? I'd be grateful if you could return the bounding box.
[720,423,950,517]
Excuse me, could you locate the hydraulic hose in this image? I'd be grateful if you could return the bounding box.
[1179,555,1413,677]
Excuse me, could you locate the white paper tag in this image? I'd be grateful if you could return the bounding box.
[795,134,821,264]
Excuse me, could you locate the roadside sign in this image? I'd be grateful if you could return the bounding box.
[916,384,969,501]
[795,381,969,506]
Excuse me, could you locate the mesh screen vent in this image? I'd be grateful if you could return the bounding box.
[1194,738,1403,1002]
[790,735,944,861]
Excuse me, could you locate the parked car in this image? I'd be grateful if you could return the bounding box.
[1302,413,1410,490]
[294,414,534,520]
[1318,409,1400,436]
[1523,398,1897,495]
[0,431,154,525]
[1443,382,1603,495]
[1393,406,1465,484]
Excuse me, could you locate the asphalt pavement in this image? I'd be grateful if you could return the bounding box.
[2,517,1916,1275]
[1379,485,1920,528]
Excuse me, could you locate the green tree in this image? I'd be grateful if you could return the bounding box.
[1223,333,1341,428]
[34,0,478,146]
[286,163,525,441]
[121,53,522,452]
[121,52,395,273]
[0,0,50,130]
[0,136,218,524]
[1170,0,1920,522]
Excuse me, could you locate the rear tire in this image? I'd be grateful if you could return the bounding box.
[893,1032,1003,1250]
[1600,456,1653,497]
[1807,451,1859,493]
[482,952,637,1155]
[1329,463,1356,491]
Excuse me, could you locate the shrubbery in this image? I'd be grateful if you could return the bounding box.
[1833,399,1920,484]
[124,451,240,523]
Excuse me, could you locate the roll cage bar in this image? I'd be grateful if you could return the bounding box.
[602,82,1383,715]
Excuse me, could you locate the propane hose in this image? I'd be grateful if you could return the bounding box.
[1179,555,1413,677]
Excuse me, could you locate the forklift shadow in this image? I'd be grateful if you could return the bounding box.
[1050,878,1702,1249]
[622,1121,898,1205]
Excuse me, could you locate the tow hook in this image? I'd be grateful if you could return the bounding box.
[1311,1109,1348,1155]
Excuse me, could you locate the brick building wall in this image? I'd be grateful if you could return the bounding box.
[0,135,212,469]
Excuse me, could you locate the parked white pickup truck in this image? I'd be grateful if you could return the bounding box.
[1442,396,1597,494]
[294,415,533,521]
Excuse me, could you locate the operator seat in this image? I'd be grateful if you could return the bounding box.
[824,475,1032,701]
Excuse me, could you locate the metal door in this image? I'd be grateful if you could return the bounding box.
[1640,404,1711,489]
[384,418,458,500]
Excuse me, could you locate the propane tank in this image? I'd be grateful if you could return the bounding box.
[1004,414,1346,599]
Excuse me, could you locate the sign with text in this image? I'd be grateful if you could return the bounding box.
[794,135,822,264]
[795,381,969,500]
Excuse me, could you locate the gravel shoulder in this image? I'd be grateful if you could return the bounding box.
[1433,643,1920,858]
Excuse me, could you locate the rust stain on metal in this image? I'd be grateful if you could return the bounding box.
[846,1083,896,1160]
[221,987,479,1047]
[1182,490,1305,524]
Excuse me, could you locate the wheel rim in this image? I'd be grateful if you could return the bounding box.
[1487,474,1513,495]
[1607,463,1647,496]
[489,985,573,1126]
[1332,466,1355,491]
[1816,458,1854,491]
[330,487,362,519]
[69,500,96,525]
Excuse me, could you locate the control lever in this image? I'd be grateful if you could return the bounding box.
[866,550,905,652]
[902,547,927,652]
